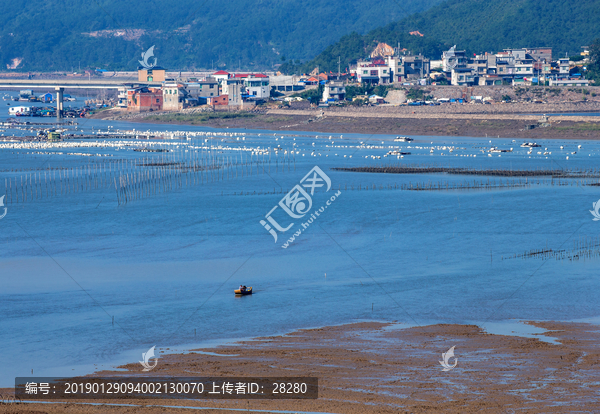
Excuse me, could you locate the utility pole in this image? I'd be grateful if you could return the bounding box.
[338,56,341,80]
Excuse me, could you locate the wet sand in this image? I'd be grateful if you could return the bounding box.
[97,106,600,139]
[3,321,600,413]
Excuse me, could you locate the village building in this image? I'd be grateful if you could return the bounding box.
[322,81,346,102]
[162,80,188,111]
[270,75,306,93]
[350,53,430,84]
[208,95,229,106]
[232,73,270,98]
[212,70,230,84]
[442,46,468,72]
[439,45,587,86]
[396,54,430,82]
[352,57,392,84]
[223,79,243,107]
[127,87,163,112]
[187,77,220,101]
[137,67,166,82]
[451,67,477,86]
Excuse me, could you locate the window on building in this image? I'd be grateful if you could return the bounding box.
[210,85,214,88]
[363,70,368,74]
[156,99,159,103]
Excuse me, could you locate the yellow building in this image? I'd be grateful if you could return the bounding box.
[138,67,166,82]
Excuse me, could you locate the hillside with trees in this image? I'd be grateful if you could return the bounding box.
[284,0,600,74]
[0,0,441,72]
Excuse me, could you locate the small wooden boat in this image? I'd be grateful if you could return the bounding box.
[234,287,253,295]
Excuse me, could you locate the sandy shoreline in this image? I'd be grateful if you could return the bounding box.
[3,320,600,413]
[93,102,600,139]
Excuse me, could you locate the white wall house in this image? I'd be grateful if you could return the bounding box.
[233,74,270,98]
[162,81,184,111]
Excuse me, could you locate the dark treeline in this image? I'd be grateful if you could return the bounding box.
[282,0,600,75]
[0,0,440,72]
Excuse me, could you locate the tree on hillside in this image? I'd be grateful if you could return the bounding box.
[588,39,600,84]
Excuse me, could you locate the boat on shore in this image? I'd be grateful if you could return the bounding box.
[235,287,253,295]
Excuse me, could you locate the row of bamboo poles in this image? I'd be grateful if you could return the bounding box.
[332,165,600,178]
[228,176,596,196]
[2,147,297,205]
[503,236,600,262]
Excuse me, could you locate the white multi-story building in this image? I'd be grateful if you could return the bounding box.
[558,58,570,75]
[353,57,392,84]
[117,86,128,108]
[162,80,184,111]
[212,70,230,85]
[231,74,270,98]
[350,54,429,84]
[322,81,346,102]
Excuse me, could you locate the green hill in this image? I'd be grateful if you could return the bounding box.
[287,0,600,74]
[0,0,442,72]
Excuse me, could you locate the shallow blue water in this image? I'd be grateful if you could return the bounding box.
[1,103,600,387]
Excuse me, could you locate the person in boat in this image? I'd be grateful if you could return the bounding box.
[242,285,247,291]
[239,285,244,291]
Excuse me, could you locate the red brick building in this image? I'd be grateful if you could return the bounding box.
[208,95,228,106]
[127,87,163,112]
